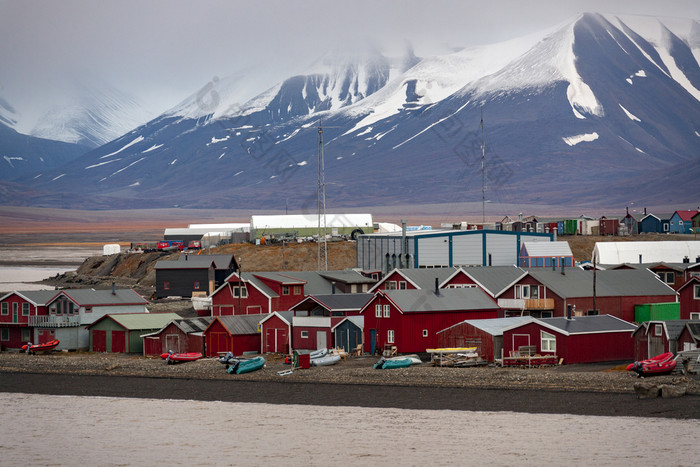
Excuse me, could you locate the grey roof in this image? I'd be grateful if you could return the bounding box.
[665,320,693,340]
[386,268,458,290]
[521,241,573,257]
[537,315,637,335]
[156,254,234,270]
[332,315,364,331]
[437,316,533,336]
[0,290,59,305]
[319,270,377,284]
[298,293,373,311]
[278,271,336,294]
[460,266,526,296]
[215,314,263,335]
[526,268,675,299]
[252,271,306,284]
[52,289,148,306]
[686,322,700,340]
[384,288,500,313]
[171,317,214,334]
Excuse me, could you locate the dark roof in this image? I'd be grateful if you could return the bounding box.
[51,289,148,306]
[536,315,637,335]
[459,266,527,296]
[215,315,262,335]
[297,293,373,311]
[686,322,700,340]
[526,269,675,299]
[437,316,533,336]
[383,288,500,313]
[252,271,306,285]
[171,317,214,334]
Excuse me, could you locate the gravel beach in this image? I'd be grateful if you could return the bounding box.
[1,352,698,419]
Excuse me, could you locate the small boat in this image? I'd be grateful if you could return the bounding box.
[387,354,422,365]
[374,357,413,370]
[627,352,677,376]
[309,348,328,360]
[311,354,341,366]
[228,356,265,374]
[161,351,203,364]
[426,347,477,353]
[22,340,60,353]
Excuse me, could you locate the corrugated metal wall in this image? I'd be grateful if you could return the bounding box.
[452,235,483,266]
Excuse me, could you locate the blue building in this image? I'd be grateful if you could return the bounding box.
[669,210,699,234]
[639,213,672,233]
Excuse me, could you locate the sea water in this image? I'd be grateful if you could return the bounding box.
[1,393,698,466]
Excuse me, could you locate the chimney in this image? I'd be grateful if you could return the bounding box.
[567,304,572,320]
[552,258,556,271]
[185,254,188,261]
[331,282,336,294]
[696,256,700,263]
[639,254,642,264]
[111,282,116,295]
[434,277,440,296]
[561,260,565,275]
[683,256,690,264]
[644,207,647,216]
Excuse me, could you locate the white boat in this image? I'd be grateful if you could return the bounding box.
[309,348,328,359]
[387,354,422,365]
[311,354,341,366]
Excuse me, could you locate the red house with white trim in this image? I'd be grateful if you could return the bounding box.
[360,288,500,354]
[259,311,293,354]
[678,276,700,320]
[203,315,261,357]
[0,290,56,350]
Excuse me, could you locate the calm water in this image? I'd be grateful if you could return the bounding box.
[1,393,698,466]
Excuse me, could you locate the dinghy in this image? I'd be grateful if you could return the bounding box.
[373,356,412,370]
[627,352,677,376]
[22,340,59,353]
[161,351,203,364]
[311,354,341,366]
[228,356,265,374]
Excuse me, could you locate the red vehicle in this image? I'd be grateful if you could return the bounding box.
[187,240,202,250]
[157,240,185,251]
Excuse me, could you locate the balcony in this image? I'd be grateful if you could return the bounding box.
[497,298,554,311]
[27,315,82,327]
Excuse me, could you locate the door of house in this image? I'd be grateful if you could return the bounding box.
[12,304,18,323]
[111,330,126,353]
[276,329,288,353]
[512,334,530,354]
[165,334,180,353]
[93,330,107,352]
[207,332,229,357]
[648,335,664,358]
[316,331,327,350]
[370,329,377,355]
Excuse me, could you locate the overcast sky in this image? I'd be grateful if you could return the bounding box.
[1,0,698,127]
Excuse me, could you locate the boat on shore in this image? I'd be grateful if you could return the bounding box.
[374,357,412,370]
[311,354,341,366]
[387,354,422,365]
[627,352,677,376]
[22,340,60,353]
[161,351,203,364]
[228,356,265,374]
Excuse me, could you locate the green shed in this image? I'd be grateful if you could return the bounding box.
[87,312,181,354]
[634,302,680,323]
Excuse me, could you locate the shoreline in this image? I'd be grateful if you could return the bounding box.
[1,352,698,419]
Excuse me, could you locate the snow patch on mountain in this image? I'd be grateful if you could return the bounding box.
[100,136,144,159]
[142,144,163,153]
[619,104,641,121]
[562,132,599,146]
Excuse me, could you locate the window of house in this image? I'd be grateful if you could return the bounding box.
[658,272,674,285]
[541,331,556,352]
[163,281,171,291]
[694,284,700,300]
[233,286,248,298]
[21,328,30,342]
[654,324,663,336]
[385,281,397,290]
[679,220,684,225]
[691,312,700,320]
[422,329,428,337]
[399,281,407,290]
[387,329,395,344]
[375,304,381,318]
[516,284,530,299]
[293,286,302,295]
[383,305,390,318]
[22,303,29,316]
[282,285,290,295]
[371,273,379,280]
[663,224,669,232]
[193,281,201,290]
[0,328,8,341]
[85,306,92,313]
[530,286,539,299]
[541,311,553,318]
[587,309,599,316]
[1,302,7,315]
[300,331,308,338]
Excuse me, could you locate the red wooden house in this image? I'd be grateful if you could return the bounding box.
[502,315,637,364]
[359,288,500,354]
[496,268,677,322]
[678,276,700,320]
[678,322,700,352]
[289,293,373,317]
[632,320,690,360]
[259,311,294,354]
[203,315,261,357]
[291,316,332,351]
[0,290,56,350]
[436,316,533,362]
[142,317,213,357]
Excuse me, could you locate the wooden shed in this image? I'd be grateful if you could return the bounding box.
[502,315,637,364]
[436,316,533,362]
[203,315,261,357]
[87,313,181,353]
[631,320,690,360]
[332,316,364,353]
[259,311,293,354]
[292,316,332,351]
[141,317,213,357]
[678,322,700,352]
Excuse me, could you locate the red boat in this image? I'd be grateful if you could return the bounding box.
[22,340,60,353]
[161,351,203,364]
[627,352,676,376]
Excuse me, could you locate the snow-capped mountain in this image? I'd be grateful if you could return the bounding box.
[3,13,699,210]
[0,96,19,129]
[30,81,156,148]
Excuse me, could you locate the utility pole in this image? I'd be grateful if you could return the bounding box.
[317,119,328,271]
[481,106,486,224]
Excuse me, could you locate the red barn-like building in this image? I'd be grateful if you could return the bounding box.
[502,315,637,364]
[360,288,500,354]
[142,317,213,357]
[436,316,533,362]
[678,276,700,320]
[0,290,55,349]
[203,315,261,357]
[259,311,293,354]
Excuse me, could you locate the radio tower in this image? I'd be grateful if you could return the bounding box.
[317,120,328,271]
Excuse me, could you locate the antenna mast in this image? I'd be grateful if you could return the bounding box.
[481,107,486,224]
[317,119,328,271]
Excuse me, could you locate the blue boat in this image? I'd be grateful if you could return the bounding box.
[227,356,265,374]
[373,357,412,370]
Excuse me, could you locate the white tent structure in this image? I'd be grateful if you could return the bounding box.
[593,241,700,264]
[250,214,373,239]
